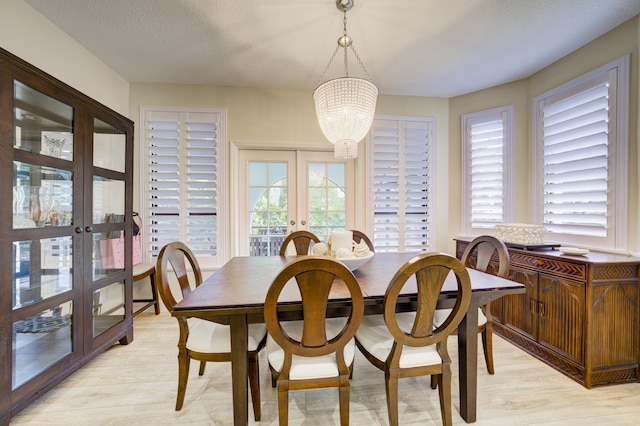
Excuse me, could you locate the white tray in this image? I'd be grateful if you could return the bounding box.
[559,247,590,256]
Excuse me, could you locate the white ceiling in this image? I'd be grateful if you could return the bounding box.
[25,0,640,98]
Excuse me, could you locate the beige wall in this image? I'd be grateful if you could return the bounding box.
[449,16,640,254]
[0,0,130,115]
[129,85,452,251]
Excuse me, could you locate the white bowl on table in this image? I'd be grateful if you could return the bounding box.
[334,252,374,271]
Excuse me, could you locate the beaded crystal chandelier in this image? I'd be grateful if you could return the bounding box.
[313,0,378,160]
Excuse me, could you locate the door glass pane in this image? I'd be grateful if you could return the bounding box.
[327,163,345,187]
[94,118,126,173]
[248,161,288,255]
[13,80,73,161]
[12,301,73,389]
[93,282,125,337]
[93,177,125,224]
[308,162,346,241]
[12,238,73,309]
[93,231,124,280]
[13,162,73,229]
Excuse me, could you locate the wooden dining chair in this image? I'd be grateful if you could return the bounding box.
[264,257,364,426]
[434,235,509,374]
[355,253,472,426]
[278,230,320,255]
[155,242,267,418]
[350,229,374,252]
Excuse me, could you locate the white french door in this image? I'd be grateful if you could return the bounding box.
[237,150,355,256]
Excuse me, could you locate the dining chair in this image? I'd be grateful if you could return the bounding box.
[278,230,320,255]
[155,242,267,418]
[355,253,472,426]
[350,229,375,252]
[434,235,509,374]
[264,257,365,426]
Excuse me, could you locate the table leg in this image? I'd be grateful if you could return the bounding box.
[229,315,249,426]
[458,299,479,423]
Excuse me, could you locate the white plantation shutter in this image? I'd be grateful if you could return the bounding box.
[462,106,513,233]
[541,76,609,236]
[534,55,628,249]
[369,117,434,252]
[142,108,225,266]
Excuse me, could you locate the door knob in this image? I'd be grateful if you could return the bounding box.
[301,220,306,226]
[290,220,295,225]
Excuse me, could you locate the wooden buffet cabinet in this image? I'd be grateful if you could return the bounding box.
[1,48,134,425]
[455,239,640,388]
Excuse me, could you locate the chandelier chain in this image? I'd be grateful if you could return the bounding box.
[316,44,341,86]
[350,44,371,80]
[342,7,350,77]
[343,41,349,76]
[316,6,372,84]
[343,9,348,38]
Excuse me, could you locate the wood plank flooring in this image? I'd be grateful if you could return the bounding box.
[9,312,640,425]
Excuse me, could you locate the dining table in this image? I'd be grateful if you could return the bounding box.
[172,252,525,425]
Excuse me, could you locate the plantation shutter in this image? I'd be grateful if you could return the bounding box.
[143,109,221,262]
[539,73,612,237]
[371,117,433,253]
[464,111,508,230]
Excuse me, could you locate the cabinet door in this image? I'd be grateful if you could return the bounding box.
[7,76,82,398]
[84,110,133,353]
[537,273,585,364]
[500,267,538,340]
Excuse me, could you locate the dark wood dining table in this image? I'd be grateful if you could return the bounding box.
[172,252,525,425]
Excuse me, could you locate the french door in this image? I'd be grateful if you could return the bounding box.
[237,150,355,256]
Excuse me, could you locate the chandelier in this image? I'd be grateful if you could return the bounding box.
[313,0,378,160]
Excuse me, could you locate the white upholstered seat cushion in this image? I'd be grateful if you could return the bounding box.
[433,308,487,328]
[186,318,266,353]
[355,312,441,368]
[267,318,355,380]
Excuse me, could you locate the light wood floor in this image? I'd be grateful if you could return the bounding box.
[10,312,640,425]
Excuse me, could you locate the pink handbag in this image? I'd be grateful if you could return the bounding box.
[110,232,126,268]
[99,237,115,269]
[108,231,142,267]
[132,213,142,265]
[99,212,142,268]
[132,234,142,265]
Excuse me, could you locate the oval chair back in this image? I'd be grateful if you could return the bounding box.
[279,230,320,255]
[156,242,203,311]
[461,235,510,278]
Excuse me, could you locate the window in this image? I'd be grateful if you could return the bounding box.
[140,107,226,268]
[462,106,514,234]
[367,116,435,252]
[533,55,629,249]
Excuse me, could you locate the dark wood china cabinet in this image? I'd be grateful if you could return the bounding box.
[0,48,134,425]
[455,239,640,388]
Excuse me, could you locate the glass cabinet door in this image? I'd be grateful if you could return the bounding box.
[90,117,128,338]
[11,79,76,391]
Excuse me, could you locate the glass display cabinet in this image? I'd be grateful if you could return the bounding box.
[0,48,134,425]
